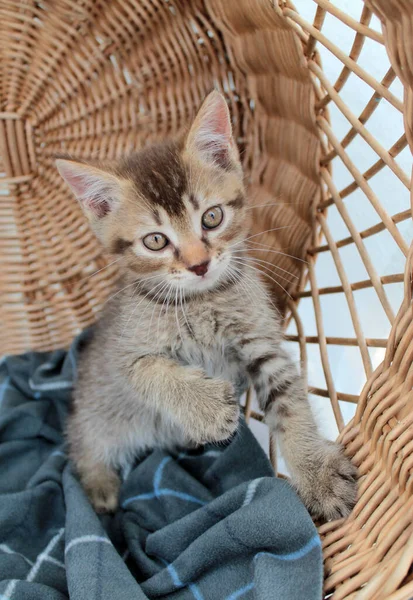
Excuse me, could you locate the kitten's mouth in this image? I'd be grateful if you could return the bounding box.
[176,254,232,294]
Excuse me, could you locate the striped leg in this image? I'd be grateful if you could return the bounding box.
[241,341,357,520]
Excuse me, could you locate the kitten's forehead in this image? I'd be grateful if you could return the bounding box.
[119,141,187,218]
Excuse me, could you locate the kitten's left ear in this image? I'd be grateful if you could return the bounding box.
[185,91,240,170]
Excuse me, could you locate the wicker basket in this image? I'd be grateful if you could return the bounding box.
[1,0,413,597]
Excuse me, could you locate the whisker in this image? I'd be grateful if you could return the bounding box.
[130,276,173,334]
[158,282,176,346]
[245,202,303,210]
[104,272,165,306]
[227,266,258,308]
[120,279,166,343]
[138,273,170,283]
[228,226,292,249]
[84,257,123,280]
[230,267,281,319]
[225,267,239,287]
[164,284,174,318]
[145,281,170,343]
[227,268,259,310]
[233,254,299,279]
[133,298,157,342]
[156,282,173,345]
[179,285,193,336]
[174,287,184,346]
[232,260,293,300]
[104,280,141,307]
[245,241,308,264]
[229,263,282,318]
[232,257,295,285]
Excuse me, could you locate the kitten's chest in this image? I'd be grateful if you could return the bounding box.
[184,303,221,346]
[173,303,246,391]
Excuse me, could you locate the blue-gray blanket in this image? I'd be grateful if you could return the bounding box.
[0,333,322,599]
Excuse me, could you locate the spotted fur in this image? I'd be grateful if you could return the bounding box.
[57,91,357,518]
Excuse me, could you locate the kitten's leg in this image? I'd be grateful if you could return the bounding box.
[67,414,121,513]
[126,355,240,445]
[76,455,120,513]
[239,339,357,520]
[69,356,239,513]
[70,356,239,513]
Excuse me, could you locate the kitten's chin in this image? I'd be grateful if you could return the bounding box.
[181,275,223,294]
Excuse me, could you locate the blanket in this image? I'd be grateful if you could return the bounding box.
[0,332,323,599]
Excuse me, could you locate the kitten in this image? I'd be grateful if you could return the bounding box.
[56,91,357,519]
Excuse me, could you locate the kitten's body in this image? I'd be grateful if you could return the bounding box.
[69,272,257,465]
[58,91,357,519]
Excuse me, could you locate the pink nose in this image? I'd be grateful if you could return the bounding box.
[188,260,210,277]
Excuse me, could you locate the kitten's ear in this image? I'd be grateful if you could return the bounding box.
[185,91,239,170]
[55,159,122,220]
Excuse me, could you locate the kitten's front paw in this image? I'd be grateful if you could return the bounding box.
[192,379,240,444]
[294,442,357,521]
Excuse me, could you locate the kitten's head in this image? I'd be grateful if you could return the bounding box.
[56,91,249,297]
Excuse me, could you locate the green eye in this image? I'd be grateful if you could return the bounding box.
[143,233,168,251]
[202,206,223,229]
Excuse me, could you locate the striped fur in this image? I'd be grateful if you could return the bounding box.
[58,92,357,519]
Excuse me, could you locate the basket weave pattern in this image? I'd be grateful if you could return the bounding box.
[1,1,413,598]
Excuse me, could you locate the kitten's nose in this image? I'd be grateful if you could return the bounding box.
[188,260,210,277]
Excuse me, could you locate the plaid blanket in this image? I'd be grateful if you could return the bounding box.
[0,333,323,599]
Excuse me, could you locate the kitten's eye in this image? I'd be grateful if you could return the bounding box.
[202,206,223,230]
[143,233,168,251]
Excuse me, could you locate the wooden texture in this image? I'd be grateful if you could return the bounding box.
[1,1,413,597]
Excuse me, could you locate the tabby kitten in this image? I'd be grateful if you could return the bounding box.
[56,91,357,519]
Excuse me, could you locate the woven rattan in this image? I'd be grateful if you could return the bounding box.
[1,1,413,597]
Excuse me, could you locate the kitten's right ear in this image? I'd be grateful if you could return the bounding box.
[55,159,122,220]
